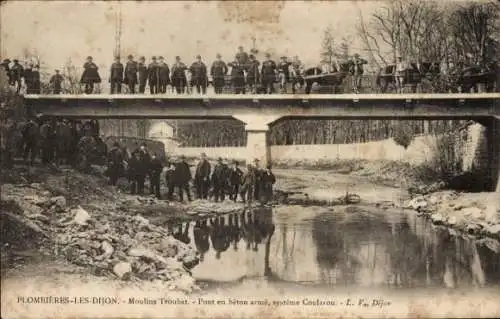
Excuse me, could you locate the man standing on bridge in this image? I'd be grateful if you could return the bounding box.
[190,55,208,95]
[211,53,228,94]
[80,56,101,94]
[10,59,24,93]
[158,56,170,94]
[349,53,368,94]
[109,56,124,94]
[137,56,148,94]
[171,56,188,95]
[261,53,277,94]
[124,54,138,94]
[148,56,159,94]
[394,55,407,94]
[49,70,64,94]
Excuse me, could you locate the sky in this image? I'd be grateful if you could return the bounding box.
[1,0,384,78]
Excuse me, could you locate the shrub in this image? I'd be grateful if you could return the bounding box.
[393,125,414,149]
[413,133,464,184]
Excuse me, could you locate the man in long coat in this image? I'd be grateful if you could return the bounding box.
[190,55,208,94]
[148,56,160,94]
[195,152,211,199]
[80,56,101,94]
[210,53,228,94]
[109,56,124,94]
[124,54,138,94]
[137,56,148,94]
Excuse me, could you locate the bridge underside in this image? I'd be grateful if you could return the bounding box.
[24,93,499,120]
[23,94,500,192]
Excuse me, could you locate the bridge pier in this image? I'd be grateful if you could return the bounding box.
[233,115,282,167]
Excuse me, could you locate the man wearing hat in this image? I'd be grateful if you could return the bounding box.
[195,152,211,199]
[260,164,276,205]
[137,56,148,94]
[236,46,249,69]
[176,155,192,202]
[190,55,208,95]
[228,56,246,94]
[10,59,24,93]
[158,56,170,94]
[1,59,12,85]
[252,158,263,201]
[247,54,260,94]
[394,55,407,93]
[211,157,228,202]
[80,56,101,94]
[109,56,124,94]
[147,56,159,94]
[261,53,277,94]
[54,117,72,166]
[124,54,138,94]
[228,160,243,201]
[277,56,292,93]
[49,69,64,94]
[210,53,228,94]
[349,53,368,94]
[171,56,188,94]
[107,141,124,186]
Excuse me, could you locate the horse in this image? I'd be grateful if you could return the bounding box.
[302,62,350,94]
[376,62,442,93]
[448,62,498,93]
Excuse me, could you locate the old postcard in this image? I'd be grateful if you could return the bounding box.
[1,0,500,318]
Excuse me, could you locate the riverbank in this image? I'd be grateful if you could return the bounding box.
[405,191,500,242]
[0,164,249,293]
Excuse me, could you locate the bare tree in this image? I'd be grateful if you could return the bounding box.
[447,1,500,65]
[357,0,449,66]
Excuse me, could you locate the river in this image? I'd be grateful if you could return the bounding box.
[169,203,500,293]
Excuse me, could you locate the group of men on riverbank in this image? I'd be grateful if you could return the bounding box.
[0,115,105,170]
[106,146,276,205]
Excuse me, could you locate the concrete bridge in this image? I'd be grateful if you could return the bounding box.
[23,93,500,192]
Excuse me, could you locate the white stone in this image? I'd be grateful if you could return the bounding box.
[406,196,427,210]
[113,262,132,280]
[72,206,91,226]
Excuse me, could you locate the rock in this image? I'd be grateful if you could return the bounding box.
[431,213,444,225]
[406,196,427,210]
[50,196,67,209]
[29,183,42,189]
[99,241,114,260]
[73,206,91,226]
[459,207,483,219]
[466,223,482,235]
[447,216,457,226]
[159,237,179,257]
[120,234,134,248]
[482,238,500,253]
[134,231,146,241]
[113,262,132,280]
[485,224,500,239]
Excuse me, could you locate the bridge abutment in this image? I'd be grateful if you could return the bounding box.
[489,117,500,193]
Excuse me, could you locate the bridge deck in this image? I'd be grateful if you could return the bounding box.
[23,93,500,120]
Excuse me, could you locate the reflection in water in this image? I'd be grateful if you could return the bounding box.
[176,206,500,289]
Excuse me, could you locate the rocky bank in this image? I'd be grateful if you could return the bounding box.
[0,166,246,293]
[405,191,500,247]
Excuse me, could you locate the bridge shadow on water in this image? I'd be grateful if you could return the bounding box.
[167,205,500,290]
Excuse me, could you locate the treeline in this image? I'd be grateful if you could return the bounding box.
[175,119,469,147]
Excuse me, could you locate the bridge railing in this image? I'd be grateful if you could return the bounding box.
[22,73,496,95]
